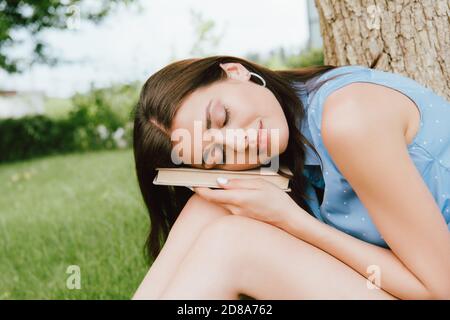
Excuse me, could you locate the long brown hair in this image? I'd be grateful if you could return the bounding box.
[133,55,338,262]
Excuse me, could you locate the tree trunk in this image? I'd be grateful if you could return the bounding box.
[314,0,450,101]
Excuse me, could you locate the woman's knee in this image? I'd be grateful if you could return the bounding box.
[177,194,232,221]
[193,214,312,261]
[178,215,253,279]
[169,194,232,234]
[163,194,233,246]
[191,215,267,259]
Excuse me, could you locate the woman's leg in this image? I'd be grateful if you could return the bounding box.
[159,215,397,300]
[132,194,232,299]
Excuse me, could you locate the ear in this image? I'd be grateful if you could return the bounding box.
[219,62,251,82]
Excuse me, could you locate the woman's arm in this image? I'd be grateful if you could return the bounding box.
[277,206,434,299]
[276,84,450,299]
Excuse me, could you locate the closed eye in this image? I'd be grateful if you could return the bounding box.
[221,106,230,162]
[204,105,230,168]
[223,106,230,126]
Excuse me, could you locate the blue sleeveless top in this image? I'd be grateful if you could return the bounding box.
[294,65,450,248]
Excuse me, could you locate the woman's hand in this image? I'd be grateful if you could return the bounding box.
[192,177,300,226]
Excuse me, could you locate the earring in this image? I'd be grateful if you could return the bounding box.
[249,72,266,87]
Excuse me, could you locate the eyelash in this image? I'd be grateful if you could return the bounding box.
[206,106,230,168]
[219,106,229,164]
[223,106,230,126]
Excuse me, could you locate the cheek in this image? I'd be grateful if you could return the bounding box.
[269,111,290,152]
[280,125,290,151]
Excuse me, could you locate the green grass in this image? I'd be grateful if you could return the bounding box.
[0,149,150,299]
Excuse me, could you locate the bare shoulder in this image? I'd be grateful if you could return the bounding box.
[321,82,420,145]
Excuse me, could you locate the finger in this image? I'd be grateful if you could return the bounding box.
[193,187,244,206]
[216,177,267,189]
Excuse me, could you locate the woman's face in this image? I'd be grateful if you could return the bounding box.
[170,62,289,170]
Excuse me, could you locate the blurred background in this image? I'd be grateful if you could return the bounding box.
[0,0,324,299]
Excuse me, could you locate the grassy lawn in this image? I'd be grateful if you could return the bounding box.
[0,149,151,299]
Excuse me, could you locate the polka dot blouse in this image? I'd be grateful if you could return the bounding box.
[294,65,450,248]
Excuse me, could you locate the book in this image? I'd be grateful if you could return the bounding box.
[153,165,293,192]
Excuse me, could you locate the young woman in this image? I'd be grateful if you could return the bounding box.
[131,56,450,300]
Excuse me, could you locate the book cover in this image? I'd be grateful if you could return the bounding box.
[153,165,293,192]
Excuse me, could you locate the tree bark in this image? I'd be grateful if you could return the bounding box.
[315,0,450,101]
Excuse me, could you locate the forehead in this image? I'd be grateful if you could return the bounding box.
[171,80,232,131]
[171,86,210,130]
